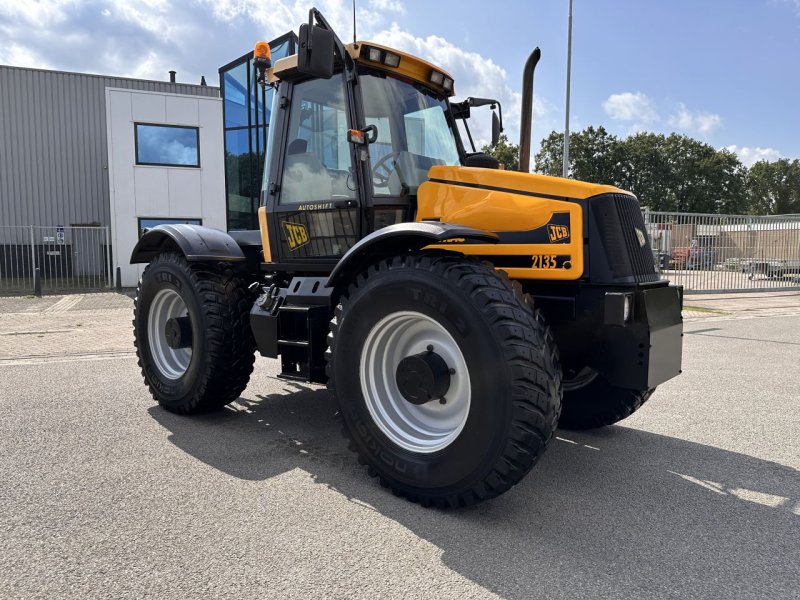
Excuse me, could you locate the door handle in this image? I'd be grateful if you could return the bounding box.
[333,199,357,208]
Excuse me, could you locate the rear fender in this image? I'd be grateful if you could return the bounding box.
[130,224,246,264]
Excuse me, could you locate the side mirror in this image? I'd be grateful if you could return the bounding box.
[491,111,501,147]
[298,23,335,79]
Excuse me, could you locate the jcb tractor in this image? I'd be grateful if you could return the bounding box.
[132,9,683,507]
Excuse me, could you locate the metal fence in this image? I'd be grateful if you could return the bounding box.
[0,225,112,296]
[643,212,800,293]
[3,215,799,296]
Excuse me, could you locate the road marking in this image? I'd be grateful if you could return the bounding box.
[0,350,135,366]
[0,329,77,336]
[43,296,82,314]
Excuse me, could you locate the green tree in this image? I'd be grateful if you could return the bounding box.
[533,126,626,184]
[616,132,672,210]
[481,134,520,171]
[657,135,747,213]
[747,159,800,215]
[534,130,564,176]
[534,127,749,214]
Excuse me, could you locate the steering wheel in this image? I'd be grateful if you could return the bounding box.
[371,151,404,188]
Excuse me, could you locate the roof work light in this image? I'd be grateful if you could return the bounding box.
[361,45,402,68]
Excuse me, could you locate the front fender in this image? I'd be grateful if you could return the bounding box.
[326,221,498,287]
[130,224,246,264]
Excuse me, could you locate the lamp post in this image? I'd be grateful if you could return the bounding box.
[562,0,573,178]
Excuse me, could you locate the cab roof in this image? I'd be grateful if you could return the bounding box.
[268,42,455,97]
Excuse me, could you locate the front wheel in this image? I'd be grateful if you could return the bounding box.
[327,254,562,508]
[133,253,256,414]
[559,371,654,430]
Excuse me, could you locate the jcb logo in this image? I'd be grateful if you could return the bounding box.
[548,224,570,243]
[282,221,310,250]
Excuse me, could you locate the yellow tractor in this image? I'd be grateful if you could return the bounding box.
[131,9,683,507]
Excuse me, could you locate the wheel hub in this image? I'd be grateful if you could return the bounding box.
[359,311,471,454]
[147,288,193,380]
[396,347,451,405]
[164,316,192,349]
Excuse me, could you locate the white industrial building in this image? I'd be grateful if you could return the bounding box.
[0,32,296,292]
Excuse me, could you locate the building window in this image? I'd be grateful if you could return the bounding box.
[135,123,200,168]
[220,32,297,231]
[138,218,202,238]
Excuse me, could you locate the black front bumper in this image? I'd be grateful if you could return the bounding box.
[531,282,683,391]
[594,284,683,389]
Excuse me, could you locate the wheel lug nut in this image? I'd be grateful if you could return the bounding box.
[449,368,455,375]
[426,344,434,352]
[439,397,447,405]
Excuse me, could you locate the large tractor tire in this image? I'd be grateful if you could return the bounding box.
[559,371,654,430]
[133,253,256,414]
[327,253,562,508]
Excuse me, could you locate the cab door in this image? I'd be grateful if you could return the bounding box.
[266,73,362,266]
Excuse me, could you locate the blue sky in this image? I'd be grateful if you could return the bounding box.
[2,0,798,166]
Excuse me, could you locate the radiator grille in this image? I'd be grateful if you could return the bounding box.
[592,194,659,282]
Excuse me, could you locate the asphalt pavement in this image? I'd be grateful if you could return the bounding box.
[0,296,798,599]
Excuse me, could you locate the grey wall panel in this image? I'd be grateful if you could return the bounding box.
[0,65,219,230]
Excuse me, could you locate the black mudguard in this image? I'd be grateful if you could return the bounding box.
[326,221,499,287]
[130,224,247,264]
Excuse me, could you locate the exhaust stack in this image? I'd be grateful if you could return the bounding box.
[169,70,176,83]
[518,47,541,173]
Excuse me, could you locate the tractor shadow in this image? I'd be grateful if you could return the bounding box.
[149,381,800,600]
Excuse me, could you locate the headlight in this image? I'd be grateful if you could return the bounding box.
[604,292,634,326]
[623,295,632,322]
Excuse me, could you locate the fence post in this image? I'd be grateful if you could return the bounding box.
[33,267,42,297]
[105,226,112,289]
[29,225,37,292]
[116,266,122,292]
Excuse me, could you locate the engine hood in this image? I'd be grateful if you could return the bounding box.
[427,166,631,201]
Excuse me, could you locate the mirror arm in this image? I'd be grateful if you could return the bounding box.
[463,96,505,135]
[309,8,358,81]
[461,118,477,153]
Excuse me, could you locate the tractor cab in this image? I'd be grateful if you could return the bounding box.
[254,18,497,267]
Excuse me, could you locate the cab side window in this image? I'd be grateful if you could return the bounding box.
[280,75,356,204]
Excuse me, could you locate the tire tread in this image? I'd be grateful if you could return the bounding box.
[133,253,256,414]
[326,253,562,508]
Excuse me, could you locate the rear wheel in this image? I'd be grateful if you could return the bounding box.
[133,253,256,414]
[327,254,562,507]
[559,370,654,430]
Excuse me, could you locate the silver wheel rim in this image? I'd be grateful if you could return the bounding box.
[147,288,192,380]
[359,311,471,454]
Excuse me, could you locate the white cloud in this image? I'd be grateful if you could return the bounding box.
[668,103,722,136]
[0,0,547,155]
[0,0,75,26]
[602,92,659,128]
[127,50,171,81]
[602,93,726,140]
[725,145,782,167]
[369,0,406,13]
[371,23,550,153]
[0,43,43,68]
[0,0,363,81]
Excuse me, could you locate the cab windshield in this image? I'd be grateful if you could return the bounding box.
[359,70,461,196]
